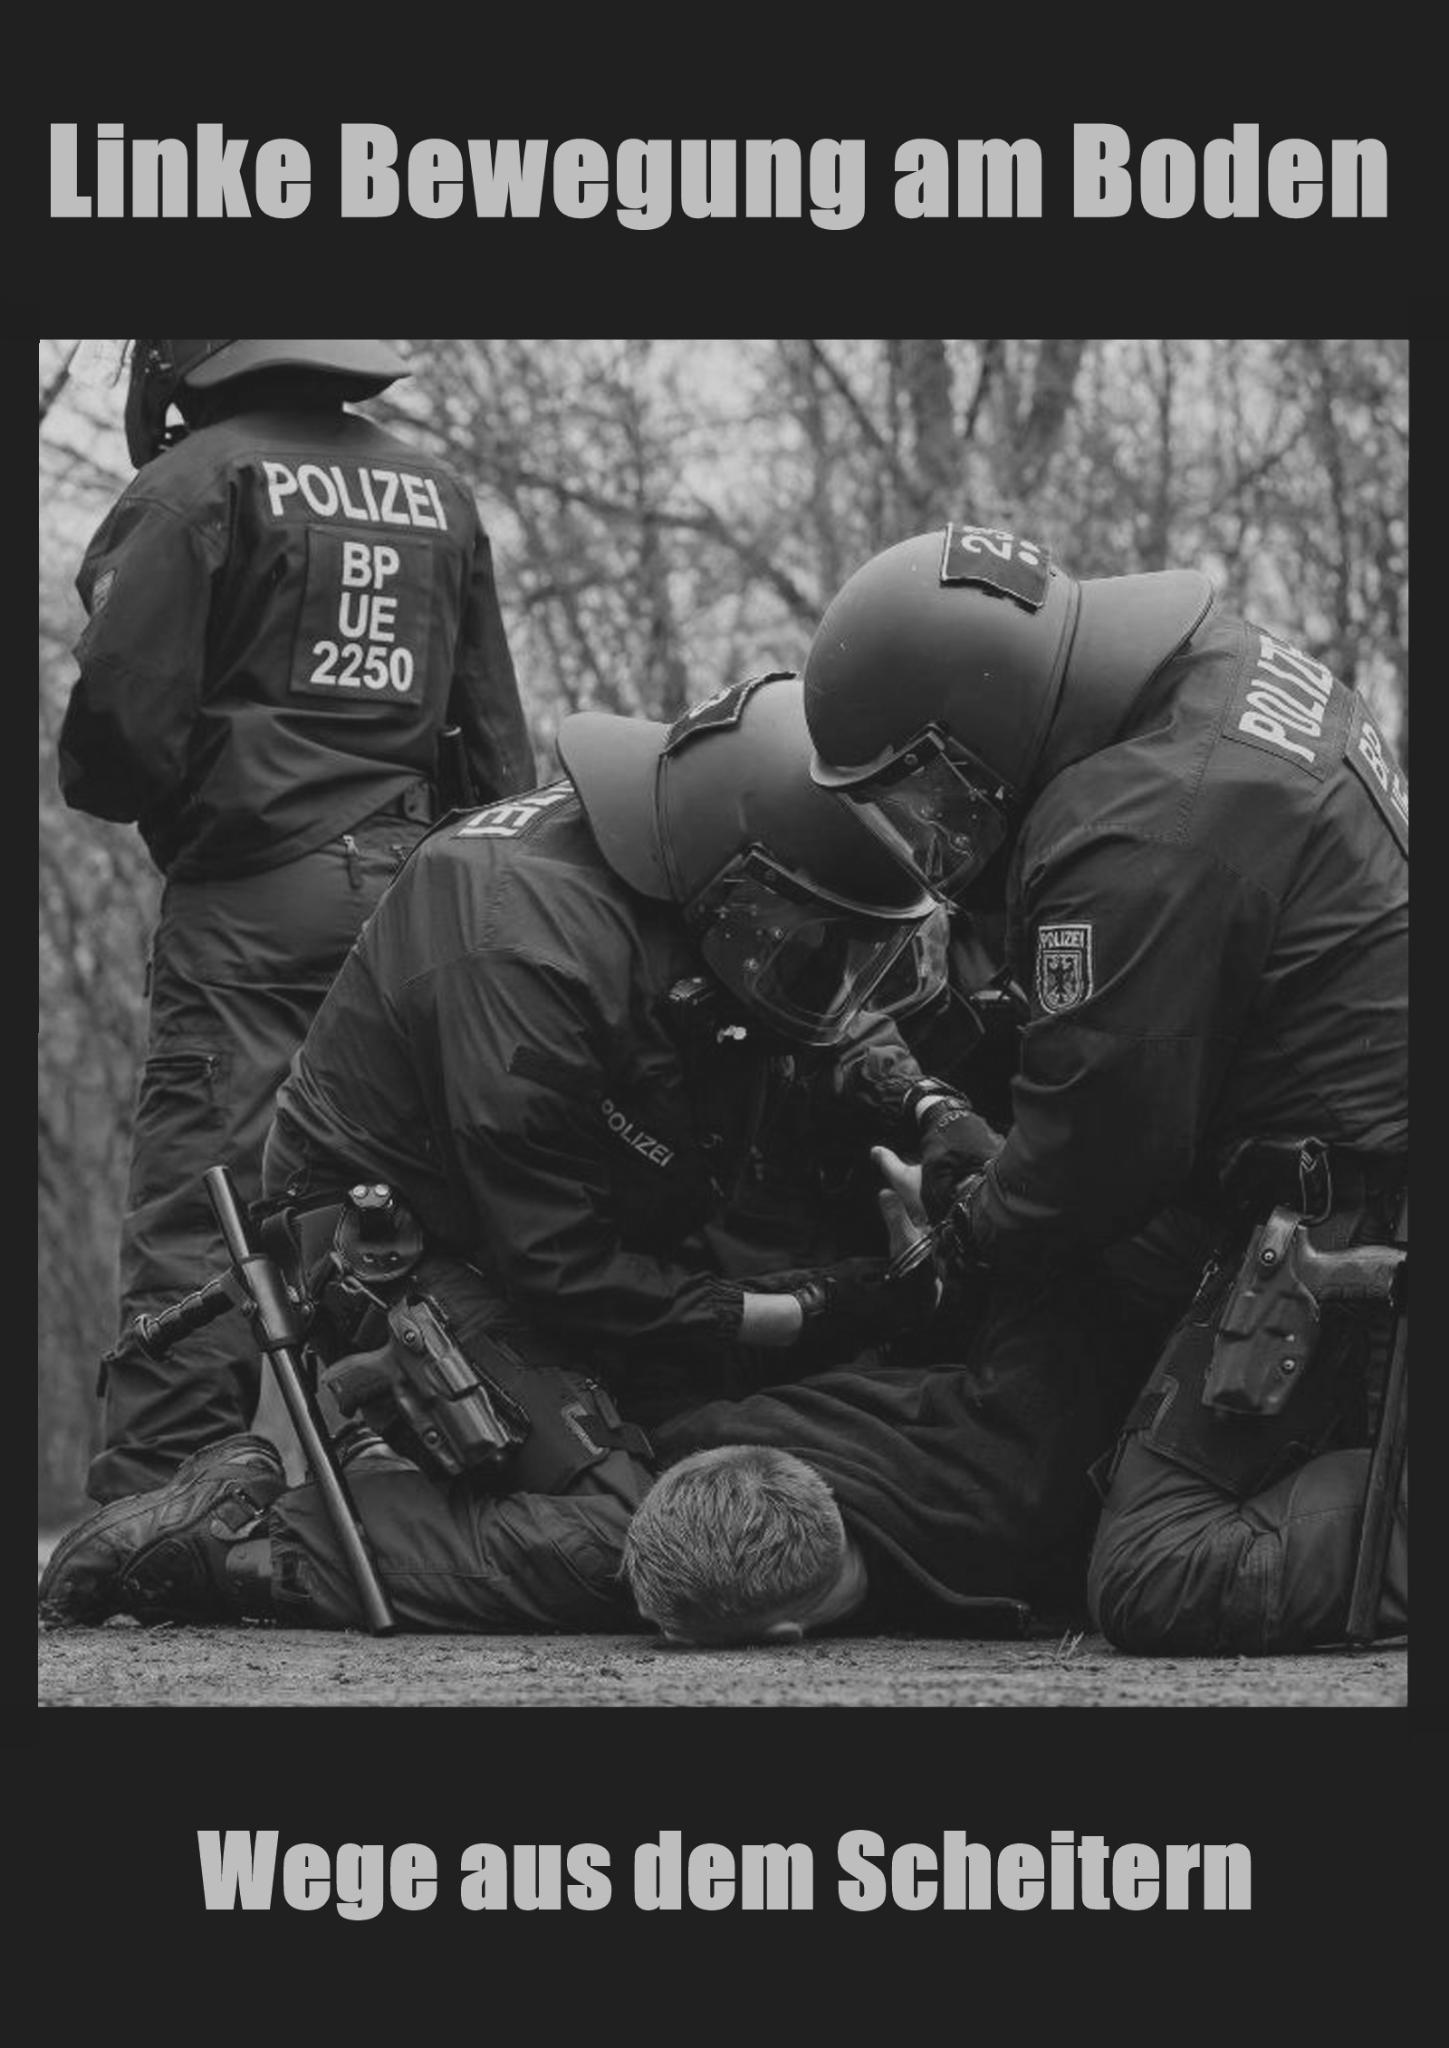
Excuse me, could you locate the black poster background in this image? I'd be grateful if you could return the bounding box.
[23,27,1439,2025]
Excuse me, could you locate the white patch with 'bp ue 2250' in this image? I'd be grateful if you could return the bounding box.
[1036,923,1094,1013]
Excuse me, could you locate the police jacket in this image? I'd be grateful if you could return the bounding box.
[270,785,824,1365]
[59,403,535,878]
[969,600,1408,1256]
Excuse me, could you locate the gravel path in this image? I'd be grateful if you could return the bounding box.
[38,1618,1407,1708]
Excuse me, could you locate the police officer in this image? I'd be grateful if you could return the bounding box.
[60,339,535,1503]
[800,525,1408,1654]
[39,672,947,1632]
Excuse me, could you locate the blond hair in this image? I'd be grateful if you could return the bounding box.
[623,1445,847,1645]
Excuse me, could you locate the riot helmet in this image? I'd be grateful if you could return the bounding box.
[557,672,938,1046]
[803,525,1212,899]
[121,338,411,467]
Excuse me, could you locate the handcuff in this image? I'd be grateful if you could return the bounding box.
[882,1170,988,1282]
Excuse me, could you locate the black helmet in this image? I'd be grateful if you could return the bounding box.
[803,525,1212,899]
[122,338,410,467]
[557,672,937,1046]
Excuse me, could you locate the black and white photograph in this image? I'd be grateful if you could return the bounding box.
[25,62,1435,2019]
[38,333,1409,1714]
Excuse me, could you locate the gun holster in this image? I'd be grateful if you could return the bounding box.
[1203,1206,1321,1416]
[322,1293,531,1479]
[283,1183,527,1481]
[1203,1203,1406,1419]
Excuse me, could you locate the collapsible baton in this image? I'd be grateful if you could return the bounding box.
[122,1166,398,1636]
[1345,1190,1409,1649]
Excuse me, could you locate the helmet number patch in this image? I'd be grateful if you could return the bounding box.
[940,524,1052,610]
[663,671,793,754]
[1036,922,1094,1013]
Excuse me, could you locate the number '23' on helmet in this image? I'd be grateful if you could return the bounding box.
[802,525,1212,898]
[557,672,938,1046]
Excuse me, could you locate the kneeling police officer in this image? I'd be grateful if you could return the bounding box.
[801,525,1408,1656]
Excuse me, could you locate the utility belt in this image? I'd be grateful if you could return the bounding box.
[1104,1139,1407,1498]
[1217,1136,1405,1237]
[258,1182,651,1489]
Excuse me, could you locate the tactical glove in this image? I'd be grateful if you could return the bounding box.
[791,1252,940,1351]
[918,1094,1006,1223]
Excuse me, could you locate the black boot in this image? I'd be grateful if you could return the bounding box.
[39,1434,287,1626]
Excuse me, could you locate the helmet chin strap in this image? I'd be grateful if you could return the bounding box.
[655,748,701,913]
[123,343,178,468]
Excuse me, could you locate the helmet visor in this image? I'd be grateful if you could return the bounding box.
[866,902,951,1019]
[694,848,932,1046]
[836,727,1013,898]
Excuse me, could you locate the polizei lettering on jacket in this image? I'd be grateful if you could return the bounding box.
[600,1098,675,1168]
[1224,630,1345,778]
[263,461,449,530]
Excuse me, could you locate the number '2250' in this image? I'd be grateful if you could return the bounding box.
[308,641,416,692]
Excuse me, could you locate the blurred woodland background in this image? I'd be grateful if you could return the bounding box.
[38,337,1409,1522]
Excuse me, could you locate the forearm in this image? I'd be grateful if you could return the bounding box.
[58,663,193,820]
[966,1037,1210,1257]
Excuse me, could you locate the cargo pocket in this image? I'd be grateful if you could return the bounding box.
[127,1045,232,1207]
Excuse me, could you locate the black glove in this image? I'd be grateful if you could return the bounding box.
[918,1094,1006,1223]
[320,1344,396,1421]
[791,1253,940,1352]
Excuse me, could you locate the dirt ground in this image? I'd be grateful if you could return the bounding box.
[37,1520,1407,1708]
[38,1617,1407,1709]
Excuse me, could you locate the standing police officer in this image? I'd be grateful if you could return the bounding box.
[60,340,535,1502]
[801,525,1408,1654]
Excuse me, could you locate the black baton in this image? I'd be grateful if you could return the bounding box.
[1345,1190,1408,1649]
[204,1165,398,1637]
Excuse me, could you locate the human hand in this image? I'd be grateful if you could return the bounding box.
[917,1096,1005,1223]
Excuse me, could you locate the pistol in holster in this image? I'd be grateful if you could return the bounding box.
[323,1295,530,1479]
[311,1185,530,1479]
[1202,1205,1406,1417]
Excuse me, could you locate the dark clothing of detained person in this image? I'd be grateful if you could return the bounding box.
[799,524,1409,1655]
[59,339,535,1504]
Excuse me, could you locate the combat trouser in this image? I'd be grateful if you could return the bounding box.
[269,1447,647,1633]
[88,798,431,1503]
[1087,1154,1407,1654]
[1087,1438,1407,1654]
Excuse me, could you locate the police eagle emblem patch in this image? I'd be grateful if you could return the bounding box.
[1036,923,1094,1013]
